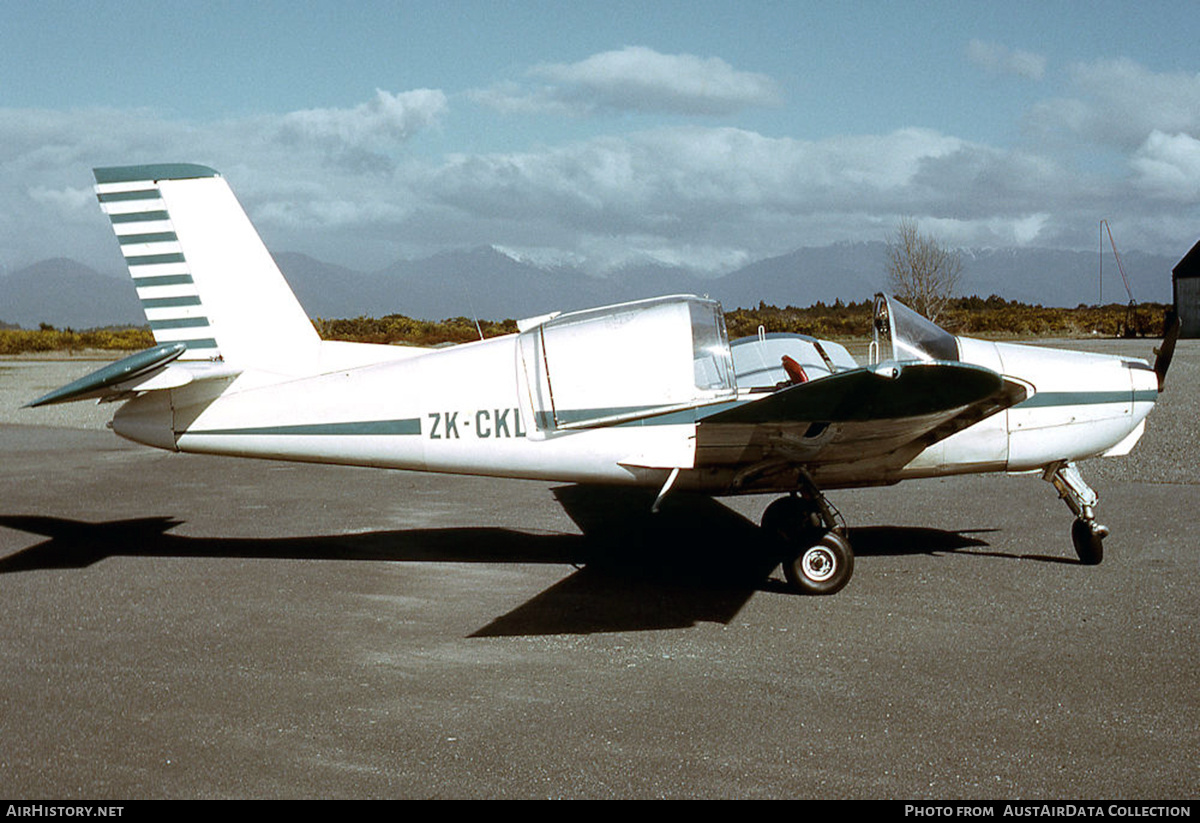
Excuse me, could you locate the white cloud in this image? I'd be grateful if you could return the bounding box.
[26,185,95,213]
[468,81,574,116]
[1,84,1196,278]
[0,91,446,270]
[1007,213,1051,245]
[1131,131,1200,200]
[431,126,965,219]
[254,195,414,230]
[420,127,1071,267]
[1027,58,1200,148]
[274,89,447,164]
[920,213,1050,248]
[474,46,782,116]
[967,40,1046,81]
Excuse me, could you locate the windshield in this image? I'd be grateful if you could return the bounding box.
[872,294,959,362]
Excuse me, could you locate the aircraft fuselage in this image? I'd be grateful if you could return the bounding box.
[111,328,1159,496]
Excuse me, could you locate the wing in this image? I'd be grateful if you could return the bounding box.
[693,361,1028,481]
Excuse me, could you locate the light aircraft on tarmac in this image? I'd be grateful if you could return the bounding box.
[27,164,1177,595]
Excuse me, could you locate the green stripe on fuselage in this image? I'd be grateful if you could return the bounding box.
[188,419,423,437]
[543,388,1157,431]
[1017,390,1157,408]
[535,400,745,430]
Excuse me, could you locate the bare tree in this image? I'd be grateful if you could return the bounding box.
[885,217,963,322]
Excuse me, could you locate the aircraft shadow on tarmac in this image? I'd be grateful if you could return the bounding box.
[0,485,1023,635]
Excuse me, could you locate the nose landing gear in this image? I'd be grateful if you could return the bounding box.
[1044,461,1107,565]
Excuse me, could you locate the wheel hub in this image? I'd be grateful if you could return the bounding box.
[801,545,837,582]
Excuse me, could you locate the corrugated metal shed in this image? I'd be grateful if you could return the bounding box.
[1173,239,1200,338]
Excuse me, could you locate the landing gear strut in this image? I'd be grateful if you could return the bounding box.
[1044,461,1108,565]
[761,482,854,595]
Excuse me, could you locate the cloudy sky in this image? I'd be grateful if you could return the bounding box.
[2,0,1198,277]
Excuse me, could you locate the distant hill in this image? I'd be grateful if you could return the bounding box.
[374,246,613,319]
[1,243,1179,328]
[0,258,142,329]
[709,243,885,309]
[707,242,1176,310]
[955,246,1174,307]
[273,252,392,320]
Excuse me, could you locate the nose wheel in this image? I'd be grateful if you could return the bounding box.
[1071,517,1107,565]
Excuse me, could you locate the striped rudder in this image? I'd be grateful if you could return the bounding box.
[95,165,217,358]
[94,164,319,372]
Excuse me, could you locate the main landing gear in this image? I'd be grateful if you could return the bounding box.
[761,485,854,595]
[1044,461,1107,565]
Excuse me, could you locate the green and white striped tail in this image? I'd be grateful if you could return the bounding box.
[94,164,319,371]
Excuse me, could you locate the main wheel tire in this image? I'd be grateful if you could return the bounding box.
[783,531,854,595]
[1071,518,1104,565]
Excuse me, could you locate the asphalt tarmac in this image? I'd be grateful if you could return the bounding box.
[0,341,1196,799]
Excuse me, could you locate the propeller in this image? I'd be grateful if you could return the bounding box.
[1154,311,1181,392]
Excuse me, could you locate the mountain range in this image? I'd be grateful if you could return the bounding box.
[0,242,1179,329]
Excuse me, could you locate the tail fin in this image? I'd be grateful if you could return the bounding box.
[94,164,319,372]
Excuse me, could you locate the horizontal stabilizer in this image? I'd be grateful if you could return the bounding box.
[24,343,240,407]
[24,343,186,407]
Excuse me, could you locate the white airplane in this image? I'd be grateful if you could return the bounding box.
[27,164,1176,595]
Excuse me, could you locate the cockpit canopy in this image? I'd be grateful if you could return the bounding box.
[517,296,736,431]
[871,293,960,363]
[515,293,958,432]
